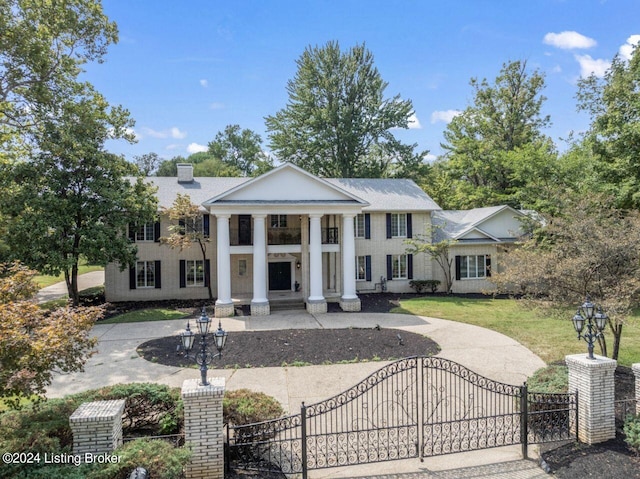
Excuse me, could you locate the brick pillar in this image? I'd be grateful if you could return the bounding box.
[566,354,617,444]
[182,377,225,479]
[633,363,640,415]
[69,400,125,455]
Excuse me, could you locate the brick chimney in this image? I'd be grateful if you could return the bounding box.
[177,163,194,183]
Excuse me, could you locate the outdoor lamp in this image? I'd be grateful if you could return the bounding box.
[196,308,211,335]
[581,297,595,321]
[571,296,607,360]
[180,322,196,351]
[595,308,608,332]
[213,321,228,353]
[572,309,585,334]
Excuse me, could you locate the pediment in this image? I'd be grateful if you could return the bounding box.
[203,163,367,205]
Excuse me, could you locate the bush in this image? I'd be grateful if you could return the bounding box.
[624,414,640,453]
[224,389,284,425]
[527,364,568,394]
[409,280,440,294]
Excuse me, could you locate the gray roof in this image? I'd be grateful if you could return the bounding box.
[432,206,512,242]
[138,175,440,212]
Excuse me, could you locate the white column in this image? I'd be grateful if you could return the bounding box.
[215,214,233,316]
[251,214,269,315]
[308,214,324,302]
[341,214,358,300]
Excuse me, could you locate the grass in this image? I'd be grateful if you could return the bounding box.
[34,261,104,288]
[394,296,640,367]
[99,308,189,324]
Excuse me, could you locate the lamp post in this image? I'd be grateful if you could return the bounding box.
[571,296,608,360]
[180,307,228,386]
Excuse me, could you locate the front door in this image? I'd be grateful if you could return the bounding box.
[238,215,251,245]
[269,262,291,291]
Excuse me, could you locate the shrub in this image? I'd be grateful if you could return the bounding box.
[527,364,568,394]
[224,389,284,425]
[624,414,640,453]
[409,279,440,294]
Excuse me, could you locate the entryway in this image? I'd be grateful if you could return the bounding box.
[269,261,291,291]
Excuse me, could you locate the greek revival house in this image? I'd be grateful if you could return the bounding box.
[104,163,528,316]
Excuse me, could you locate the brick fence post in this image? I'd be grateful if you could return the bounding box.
[566,354,616,444]
[69,400,125,456]
[633,363,640,415]
[182,377,225,479]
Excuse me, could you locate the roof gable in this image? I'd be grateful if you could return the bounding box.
[434,205,527,242]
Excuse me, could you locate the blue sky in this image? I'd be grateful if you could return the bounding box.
[83,0,640,164]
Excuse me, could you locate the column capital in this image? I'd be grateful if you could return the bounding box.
[252,213,268,219]
[308,213,323,219]
[342,212,357,219]
[215,213,231,219]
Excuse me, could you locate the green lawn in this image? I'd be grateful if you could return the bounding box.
[99,308,189,324]
[394,296,640,367]
[34,262,104,288]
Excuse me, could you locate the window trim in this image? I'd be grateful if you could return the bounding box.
[391,213,407,238]
[185,259,205,287]
[458,255,489,280]
[391,254,408,280]
[136,261,156,288]
[356,255,366,281]
[271,214,288,228]
[355,214,366,239]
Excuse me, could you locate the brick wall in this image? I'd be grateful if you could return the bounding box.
[69,400,125,456]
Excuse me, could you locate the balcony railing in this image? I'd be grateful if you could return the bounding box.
[268,228,302,245]
[228,227,339,246]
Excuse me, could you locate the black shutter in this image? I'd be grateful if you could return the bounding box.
[455,256,461,281]
[365,214,371,239]
[408,254,413,280]
[407,213,413,239]
[154,221,161,242]
[128,223,136,242]
[154,261,162,289]
[179,219,185,235]
[485,255,492,277]
[179,260,186,288]
[203,215,210,237]
[205,259,211,287]
[387,255,393,280]
[386,214,392,239]
[365,255,372,282]
[129,266,136,289]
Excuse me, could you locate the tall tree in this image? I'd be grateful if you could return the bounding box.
[265,41,415,178]
[491,195,640,360]
[134,152,160,176]
[576,44,640,209]
[207,124,273,176]
[155,152,241,177]
[438,60,553,208]
[0,262,99,408]
[0,90,158,305]
[0,0,117,136]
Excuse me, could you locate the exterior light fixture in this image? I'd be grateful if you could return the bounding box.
[572,296,608,360]
[180,307,227,385]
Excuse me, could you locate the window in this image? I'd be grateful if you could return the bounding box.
[458,255,490,279]
[356,256,366,280]
[391,213,407,238]
[186,260,205,286]
[391,254,407,280]
[238,259,247,277]
[271,215,287,228]
[136,261,156,288]
[135,223,155,241]
[355,214,366,238]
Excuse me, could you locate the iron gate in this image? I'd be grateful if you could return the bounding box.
[226,356,577,477]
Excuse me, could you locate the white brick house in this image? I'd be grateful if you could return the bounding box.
[104,163,529,316]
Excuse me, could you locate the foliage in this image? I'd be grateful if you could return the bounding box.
[0,262,100,408]
[0,90,158,305]
[409,280,441,294]
[405,224,456,293]
[623,414,640,453]
[208,124,273,176]
[527,365,568,394]
[437,60,555,209]
[223,389,284,426]
[576,44,640,209]
[134,152,160,175]
[160,193,213,299]
[265,41,418,178]
[156,151,241,177]
[492,195,640,360]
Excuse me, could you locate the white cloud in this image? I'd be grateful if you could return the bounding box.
[199,79,208,87]
[408,113,422,129]
[575,54,611,78]
[125,127,141,141]
[425,153,437,163]
[430,110,461,124]
[170,127,187,139]
[187,142,208,154]
[142,126,187,139]
[165,144,180,150]
[543,31,597,50]
[619,35,640,61]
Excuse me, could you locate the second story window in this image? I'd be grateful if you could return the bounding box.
[391,213,407,238]
[271,215,287,228]
[136,223,155,241]
[355,214,365,238]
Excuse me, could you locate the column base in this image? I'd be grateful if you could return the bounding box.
[214,302,235,318]
[306,299,327,314]
[340,297,361,312]
[250,301,270,316]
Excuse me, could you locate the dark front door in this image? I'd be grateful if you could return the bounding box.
[269,262,291,291]
[238,215,251,245]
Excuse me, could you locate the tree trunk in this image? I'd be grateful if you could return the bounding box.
[66,262,80,306]
[611,322,623,361]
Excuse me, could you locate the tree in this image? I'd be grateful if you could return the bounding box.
[439,60,553,208]
[405,224,457,293]
[492,195,640,360]
[265,41,415,178]
[0,262,99,408]
[160,194,213,300]
[576,44,640,209]
[155,152,241,177]
[208,124,273,176]
[0,0,117,135]
[134,152,160,175]
[0,91,158,306]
